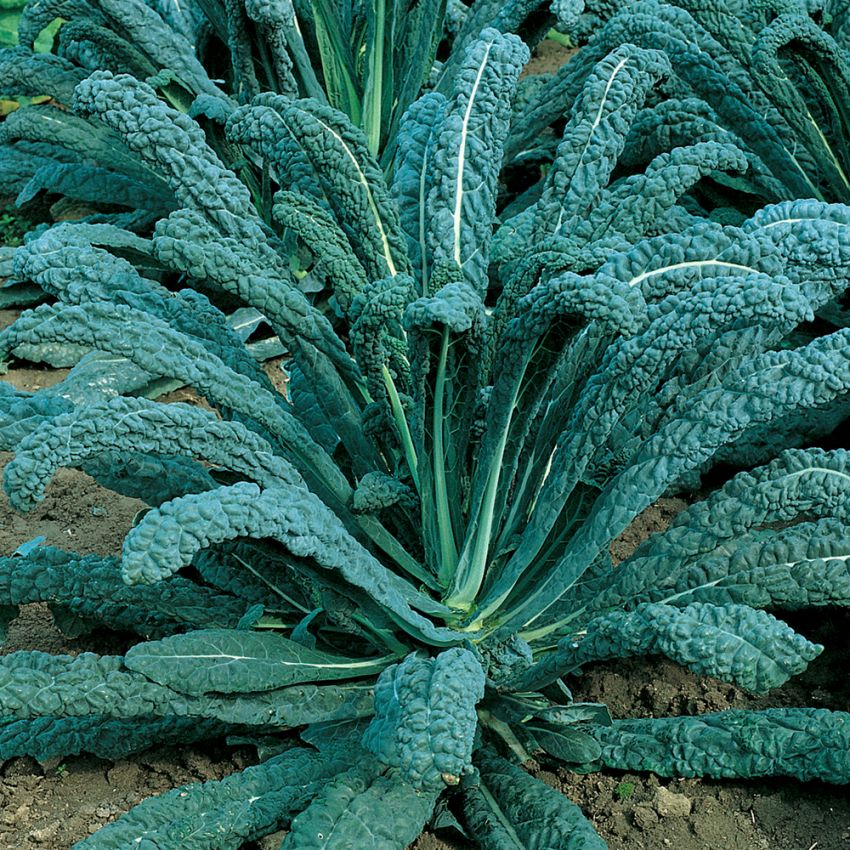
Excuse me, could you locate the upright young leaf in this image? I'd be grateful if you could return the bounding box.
[477,272,813,624]
[392,91,448,295]
[524,43,671,248]
[426,28,530,293]
[384,0,447,153]
[505,328,850,638]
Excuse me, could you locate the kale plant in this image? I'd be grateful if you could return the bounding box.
[0,3,850,849]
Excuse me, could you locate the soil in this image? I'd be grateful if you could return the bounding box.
[524,37,578,75]
[1,39,849,850]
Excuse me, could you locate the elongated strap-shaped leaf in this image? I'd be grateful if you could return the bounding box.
[586,218,730,284]
[121,482,458,643]
[464,750,607,850]
[751,14,850,200]
[510,602,821,693]
[0,105,168,190]
[27,219,155,256]
[17,0,101,50]
[589,201,850,304]
[392,91,448,295]
[227,94,409,280]
[282,762,439,850]
[384,0,447,156]
[17,159,173,215]
[251,0,326,101]
[287,361,341,455]
[0,380,219,506]
[586,141,749,245]
[741,200,850,303]
[85,451,217,507]
[0,547,256,638]
[504,36,603,162]
[0,302,349,502]
[154,204,289,279]
[435,0,544,94]
[587,448,850,613]
[0,715,231,763]
[600,2,812,178]
[0,382,74,447]
[0,650,374,727]
[621,96,784,200]
[587,516,850,616]
[426,28,529,293]
[743,198,850,246]
[362,648,485,790]
[651,517,850,610]
[222,0,262,102]
[404,281,486,583]
[99,0,223,97]
[4,396,302,512]
[74,747,354,850]
[135,475,437,607]
[244,0,299,97]
[451,269,646,612]
[58,18,159,78]
[302,718,371,753]
[74,72,261,241]
[604,0,762,102]
[591,708,850,783]
[124,629,392,696]
[350,274,414,398]
[191,541,303,607]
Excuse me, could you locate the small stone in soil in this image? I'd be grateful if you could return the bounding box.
[654,786,692,818]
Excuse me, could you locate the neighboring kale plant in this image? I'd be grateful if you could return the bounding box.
[1,15,850,850]
[0,0,565,231]
[515,0,850,216]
